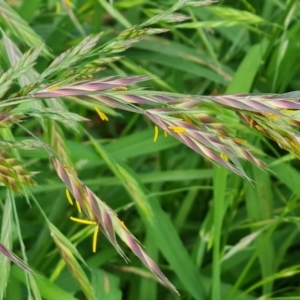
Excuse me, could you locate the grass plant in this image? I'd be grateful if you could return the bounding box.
[1,0,300,299]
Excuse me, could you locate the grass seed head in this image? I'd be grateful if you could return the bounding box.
[52,156,179,294]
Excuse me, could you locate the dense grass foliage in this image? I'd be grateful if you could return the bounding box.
[1,0,300,299]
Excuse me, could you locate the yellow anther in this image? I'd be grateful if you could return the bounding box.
[164,131,168,137]
[282,109,294,115]
[55,2,61,14]
[70,217,96,225]
[70,216,99,253]
[75,201,82,213]
[111,86,128,91]
[120,221,128,231]
[233,138,247,145]
[48,84,59,91]
[66,189,73,205]
[93,226,99,253]
[263,113,280,120]
[220,153,229,161]
[154,126,159,142]
[218,132,227,139]
[168,126,186,133]
[175,129,185,133]
[95,106,109,121]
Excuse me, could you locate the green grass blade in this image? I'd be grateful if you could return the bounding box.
[11,266,78,300]
[91,269,122,300]
[212,165,228,300]
[0,193,13,300]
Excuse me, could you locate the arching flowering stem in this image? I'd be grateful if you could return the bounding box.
[51,156,179,294]
[7,72,300,177]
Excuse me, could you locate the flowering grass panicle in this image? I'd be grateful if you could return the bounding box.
[51,156,178,294]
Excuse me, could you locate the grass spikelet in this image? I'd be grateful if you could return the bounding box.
[145,13,191,26]
[101,37,143,54]
[24,108,88,129]
[83,56,123,67]
[180,0,219,7]
[0,243,33,274]
[0,45,43,98]
[42,33,103,79]
[0,152,35,193]
[0,140,42,151]
[0,1,50,56]
[11,83,39,98]
[0,114,22,128]
[48,121,72,166]
[34,76,150,98]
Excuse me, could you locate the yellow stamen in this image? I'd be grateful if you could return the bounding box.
[263,113,280,120]
[75,201,82,213]
[119,220,128,231]
[48,84,59,91]
[282,109,294,115]
[218,133,227,140]
[164,131,168,137]
[168,126,186,133]
[233,138,247,145]
[55,2,61,14]
[220,153,229,161]
[153,126,159,142]
[111,86,128,91]
[92,226,99,253]
[66,189,73,205]
[70,216,96,225]
[95,106,109,121]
